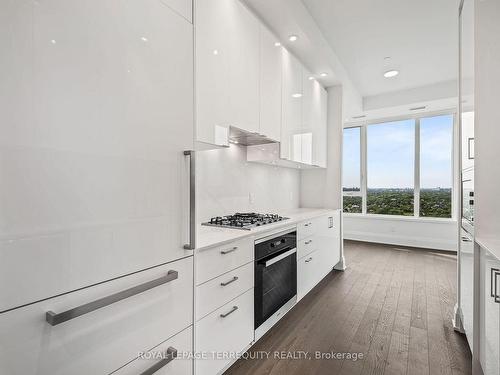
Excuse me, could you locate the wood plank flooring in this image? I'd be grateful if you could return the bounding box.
[225,240,472,375]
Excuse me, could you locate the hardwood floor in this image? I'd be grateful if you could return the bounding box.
[226,240,472,375]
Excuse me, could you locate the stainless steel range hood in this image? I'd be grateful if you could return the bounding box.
[229,126,278,146]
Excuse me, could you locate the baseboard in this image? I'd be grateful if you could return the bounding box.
[344,230,457,252]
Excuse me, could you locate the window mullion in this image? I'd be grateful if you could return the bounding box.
[414,118,420,217]
[361,125,368,214]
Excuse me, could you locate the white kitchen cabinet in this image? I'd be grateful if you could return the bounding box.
[313,86,328,168]
[195,0,231,147]
[460,228,475,350]
[195,0,260,146]
[479,246,500,375]
[111,326,193,375]
[0,0,194,311]
[259,26,282,142]
[301,68,314,165]
[0,257,193,375]
[228,0,260,134]
[297,249,320,300]
[280,48,303,162]
[196,289,254,375]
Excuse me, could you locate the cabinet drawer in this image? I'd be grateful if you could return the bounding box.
[196,289,254,375]
[196,262,253,320]
[297,235,317,260]
[112,326,193,375]
[0,257,193,375]
[297,249,320,300]
[196,238,253,285]
[297,219,317,240]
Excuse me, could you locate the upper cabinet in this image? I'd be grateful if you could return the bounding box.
[281,48,303,162]
[195,0,328,168]
[259,26,282,142]
[195,0,259,146]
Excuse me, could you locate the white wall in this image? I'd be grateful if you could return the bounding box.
[196,144,300,222]
[475,0,500,260]
[300,85,343,209]
[343,216,458,251]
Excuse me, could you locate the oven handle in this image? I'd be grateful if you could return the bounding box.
[264,248,296,268]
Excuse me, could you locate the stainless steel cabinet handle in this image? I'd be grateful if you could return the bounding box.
[220,306,238,318]
[221,276,239,286]
[305,257,313,263]
[221,246,238,255]
[305,240,313,245]
[139,347,177,375]
[183,150,195,250]
[46,270,178,326]
[304,223,310,227]
[492,268,500,303]
[461,236,472,242]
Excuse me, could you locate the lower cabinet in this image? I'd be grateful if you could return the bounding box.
[297,249,321,300]
[0,256,193,375]
[196,289,254,375]
[479,246,500,375]
[112,326,193,375]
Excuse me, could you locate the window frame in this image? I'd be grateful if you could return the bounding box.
[342,110,457,221]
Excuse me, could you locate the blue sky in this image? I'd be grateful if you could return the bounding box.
[343,115,453,189]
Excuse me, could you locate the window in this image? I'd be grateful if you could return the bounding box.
[342,127,362,213]
[343,114,454,219]
[419,115,453,218]
[367,119,415,216]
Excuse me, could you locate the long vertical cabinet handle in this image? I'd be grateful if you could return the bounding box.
[184,150,196,250]
[46,270,178,326]
[139,347,178,375]
[493,268,500,304]
[491,268,500,298]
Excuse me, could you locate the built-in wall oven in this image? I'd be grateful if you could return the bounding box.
[254,229,297,340]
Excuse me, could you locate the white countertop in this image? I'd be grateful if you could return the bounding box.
[196,208,338,250]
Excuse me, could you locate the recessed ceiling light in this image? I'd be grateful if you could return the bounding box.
[50,39,57,44]
[292,93,302,98]
[140,36,148,42]
[213,49,219,55]
[308,76,315,80]
[274,42,281,47]
[320,72,328,77]
[288,35,298,42]
[383,70,399,78]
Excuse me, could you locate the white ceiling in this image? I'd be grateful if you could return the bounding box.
[301,0,459,97]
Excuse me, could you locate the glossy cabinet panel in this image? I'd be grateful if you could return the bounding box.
[0,0,194,311]
[480,247,500,375]
[313,86,328,168]
[160,0,193,23]
[460,228,474,350]
[195,0,260,146]
[259,26,282,142]
[0,257,193,375]
[195,0,231,146]
[280,49,303,161]
[228,0,260,134]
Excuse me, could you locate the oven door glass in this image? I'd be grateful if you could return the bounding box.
[255,248,297,329]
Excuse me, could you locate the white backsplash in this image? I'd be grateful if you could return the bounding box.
[196,144,300,222]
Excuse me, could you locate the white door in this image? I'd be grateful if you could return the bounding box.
[0,0,194,311]
[259,26,282,142]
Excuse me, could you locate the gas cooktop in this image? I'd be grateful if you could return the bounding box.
[202,213,289,230]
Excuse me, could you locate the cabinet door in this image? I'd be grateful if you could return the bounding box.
[460,228,474,350]
[228,0,260,134]
[0,0,193,311]
[281,49,303,161]
[312,86,328,168]
[301,69,314,165]
[259,26,282,142]
[480,247,500,375]
[195,0,231,146]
